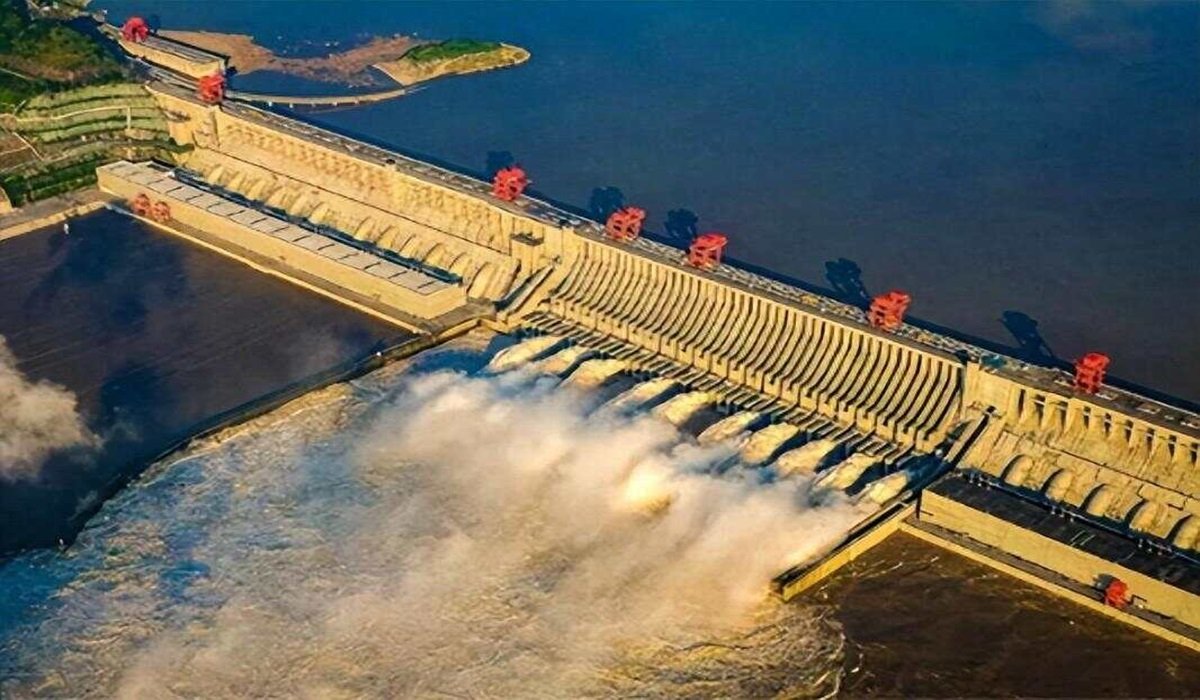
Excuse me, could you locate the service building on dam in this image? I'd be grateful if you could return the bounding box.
[90,29,1200,653]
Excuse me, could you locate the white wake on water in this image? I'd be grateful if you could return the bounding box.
[0,351,863,697]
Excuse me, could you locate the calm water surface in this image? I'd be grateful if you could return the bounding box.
[103,0,1200,401]
[0,211,402,552]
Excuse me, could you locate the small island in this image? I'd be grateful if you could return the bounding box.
[376,39,530,86]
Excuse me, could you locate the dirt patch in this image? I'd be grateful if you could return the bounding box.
[158,31,418,86]
[158,30,274,74]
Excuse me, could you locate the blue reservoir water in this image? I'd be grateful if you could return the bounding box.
[103,0,1200,401]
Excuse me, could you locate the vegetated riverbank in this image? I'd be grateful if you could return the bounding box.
[375,40,529,86]
[158,30,528,87]
[1,0,124,107]
[0,82,185,207]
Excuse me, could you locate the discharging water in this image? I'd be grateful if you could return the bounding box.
[0,340,862,697]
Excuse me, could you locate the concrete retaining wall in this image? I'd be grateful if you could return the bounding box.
[960,364,1200,549]
[98,163,466,320]
[918,490,1200,631]
[119,36,225,80]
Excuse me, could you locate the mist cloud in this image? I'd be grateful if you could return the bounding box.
[0,337,95,480]
[1,360,863,697]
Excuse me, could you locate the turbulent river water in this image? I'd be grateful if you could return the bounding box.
[0,338,866,697]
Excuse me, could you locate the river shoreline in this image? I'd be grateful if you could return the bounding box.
[0,188,112,241]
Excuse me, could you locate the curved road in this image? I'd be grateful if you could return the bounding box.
[225,84,412,107]
[141,61,414,108]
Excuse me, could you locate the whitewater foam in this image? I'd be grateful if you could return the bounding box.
[0,347,858,698]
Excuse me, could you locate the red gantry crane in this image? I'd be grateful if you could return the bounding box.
[197,73,226,104]
[867,290,912,332]
[121,16,150,43]
[491,166,529,202]
[604,206,646,243]
[1074,352,1110,394]
[687,232,727,270]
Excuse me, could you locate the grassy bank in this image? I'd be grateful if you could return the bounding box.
[403,39,500,63]
[1,0,120,87]
[376,41,529,86]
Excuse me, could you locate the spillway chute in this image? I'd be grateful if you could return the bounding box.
[697,411,764,446]
[651,391,715,427]
[484,335,564,374]
[813,453,879,492]
[598,378,680,417]
[561,358,629,390]
[741,423,801,466]
[534,344,596,376]
[856,469,912,505]
[772,438,838,478]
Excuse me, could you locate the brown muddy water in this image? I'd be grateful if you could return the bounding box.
[813,532,1200,697]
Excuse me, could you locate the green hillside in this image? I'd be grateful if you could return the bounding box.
[0,84,187,206]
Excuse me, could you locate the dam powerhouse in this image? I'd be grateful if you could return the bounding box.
[85,27,1200,653]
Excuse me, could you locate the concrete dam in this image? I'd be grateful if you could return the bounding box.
[95,79,1200,651]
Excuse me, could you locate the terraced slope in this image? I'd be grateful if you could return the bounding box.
[0,83,187,205]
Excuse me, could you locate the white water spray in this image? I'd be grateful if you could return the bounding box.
[698,410,763,445]
[484,334,563,373]
[0,337,96,480]
[0,347,862,697]
[535,344,595,375]
[652,390,715,426]
[773,438,839,478]
[742,423,801,466]
[814,452,880,491]
[561,357,628,389]
[599,378,679,416]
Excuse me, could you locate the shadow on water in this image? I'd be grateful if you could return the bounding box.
[484,150,515,179]
[587,186,624,221]
[1001,310,1055,363]
[824,257,871,308]
[663,209,699,244]
[25,222,189,335]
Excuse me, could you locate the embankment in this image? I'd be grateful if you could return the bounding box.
[0,189,111,241]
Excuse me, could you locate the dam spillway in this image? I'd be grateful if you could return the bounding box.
[91,78,1200,650]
